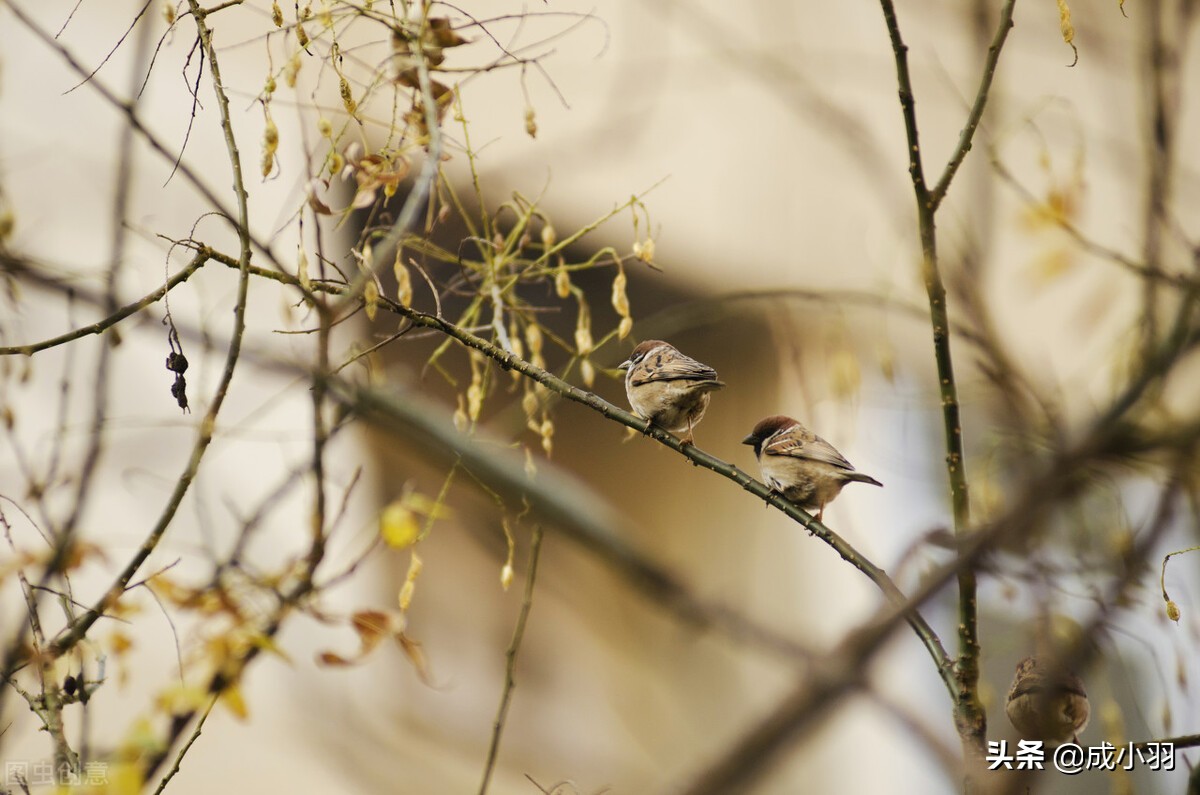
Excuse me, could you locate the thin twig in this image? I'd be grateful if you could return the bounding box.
[197,244,956,694]
[0,253,210,356]
[478,525,545,795]
[151,694,218,795]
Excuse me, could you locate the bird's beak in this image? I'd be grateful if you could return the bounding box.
[618,360,631,371]
[740,434,756,445]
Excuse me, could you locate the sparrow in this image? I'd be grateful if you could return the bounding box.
[741,415,882,521]
[1005,656,1090,744]
[618,340,725,446]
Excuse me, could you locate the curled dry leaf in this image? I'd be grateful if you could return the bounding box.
[398,634,434,685]
[307,179,333,215]
[316,609,403,667]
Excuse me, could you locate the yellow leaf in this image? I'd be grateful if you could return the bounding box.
[122,717,165,756]
[248,632,294,664]
[109,629,135,656]
[221,684,249,721]
[105,761,146,795]
[380,502,420,549]
[155,684,208,715]
[1028,248,1076,285]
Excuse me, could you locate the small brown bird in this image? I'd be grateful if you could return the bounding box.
[618,340,725,446]
[1006,656,1090,744]
[741,415,882,521]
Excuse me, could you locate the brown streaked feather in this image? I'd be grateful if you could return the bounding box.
[762,424,857,473]
[629,343,723,387]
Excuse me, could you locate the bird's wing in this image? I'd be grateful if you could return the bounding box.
[631,347,720,385]
[763,427,856,471]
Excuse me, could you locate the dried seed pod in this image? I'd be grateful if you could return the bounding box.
[539,416,554,456]
[555,265,571,299]
[284,51,302,87]
[524,323,543,357]
[260,116,279,178]
[394,254,412,307]
[297,245,311,291]
[339,76,357,117]
[574,323,593,357]
[363,279,379,321]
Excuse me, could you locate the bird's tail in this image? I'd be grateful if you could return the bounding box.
[848,472,883,488]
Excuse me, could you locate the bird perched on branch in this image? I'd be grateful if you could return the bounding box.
[1005,655,1090,744]
[741,415,882,521]
[619,340,724,446]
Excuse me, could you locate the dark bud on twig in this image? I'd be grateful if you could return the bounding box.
[165,352,189,374]
[63,675,77,696]
[170,375,189,410]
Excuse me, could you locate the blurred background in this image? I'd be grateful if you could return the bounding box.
[1,1,1198,793]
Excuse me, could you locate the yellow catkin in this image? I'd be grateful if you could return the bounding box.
[271,0,283,26]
